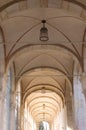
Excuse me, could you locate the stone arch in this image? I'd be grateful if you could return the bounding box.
[6,44,81,72]
[0,26,5,90]
[0,0,85,12]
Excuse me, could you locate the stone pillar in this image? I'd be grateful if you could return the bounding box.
[83,89,86,100]
[2,88,9,130]
[59,107,65,130]
[61,106,66,130]
[0,59,8,129]
[79,74,86,129]
[10,103,16,130]
[20,104,24,130]
[80,73,86,100]
[0,90,5,130]
[1,92,5,130]
[16,96,20,130]
[0,44,5,130]
[1,69,15,130]
[65,81,74,130]
[66,99,74,130]
[0,73,8,130]
[73,74,86,130]
[10,92,16,130]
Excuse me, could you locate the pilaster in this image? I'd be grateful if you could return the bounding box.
[20,104,24,130]
[80,73,86,100]
[10,92,16,130]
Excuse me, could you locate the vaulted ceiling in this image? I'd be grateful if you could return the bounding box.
[0,0,86,124]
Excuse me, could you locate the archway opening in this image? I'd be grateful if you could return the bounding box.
[39,121,50,130]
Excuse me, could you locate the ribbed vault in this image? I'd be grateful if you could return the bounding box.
[21,68,71,124]
[26,91,62,123]
[0,0,86,128]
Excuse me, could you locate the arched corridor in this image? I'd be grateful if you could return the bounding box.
[0,0,86,130]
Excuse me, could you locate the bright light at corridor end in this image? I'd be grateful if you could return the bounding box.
[43,121,49,130]
[67,126,72,130]
[39,121,50,130]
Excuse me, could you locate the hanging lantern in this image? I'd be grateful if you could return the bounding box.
[40,20,49,41]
